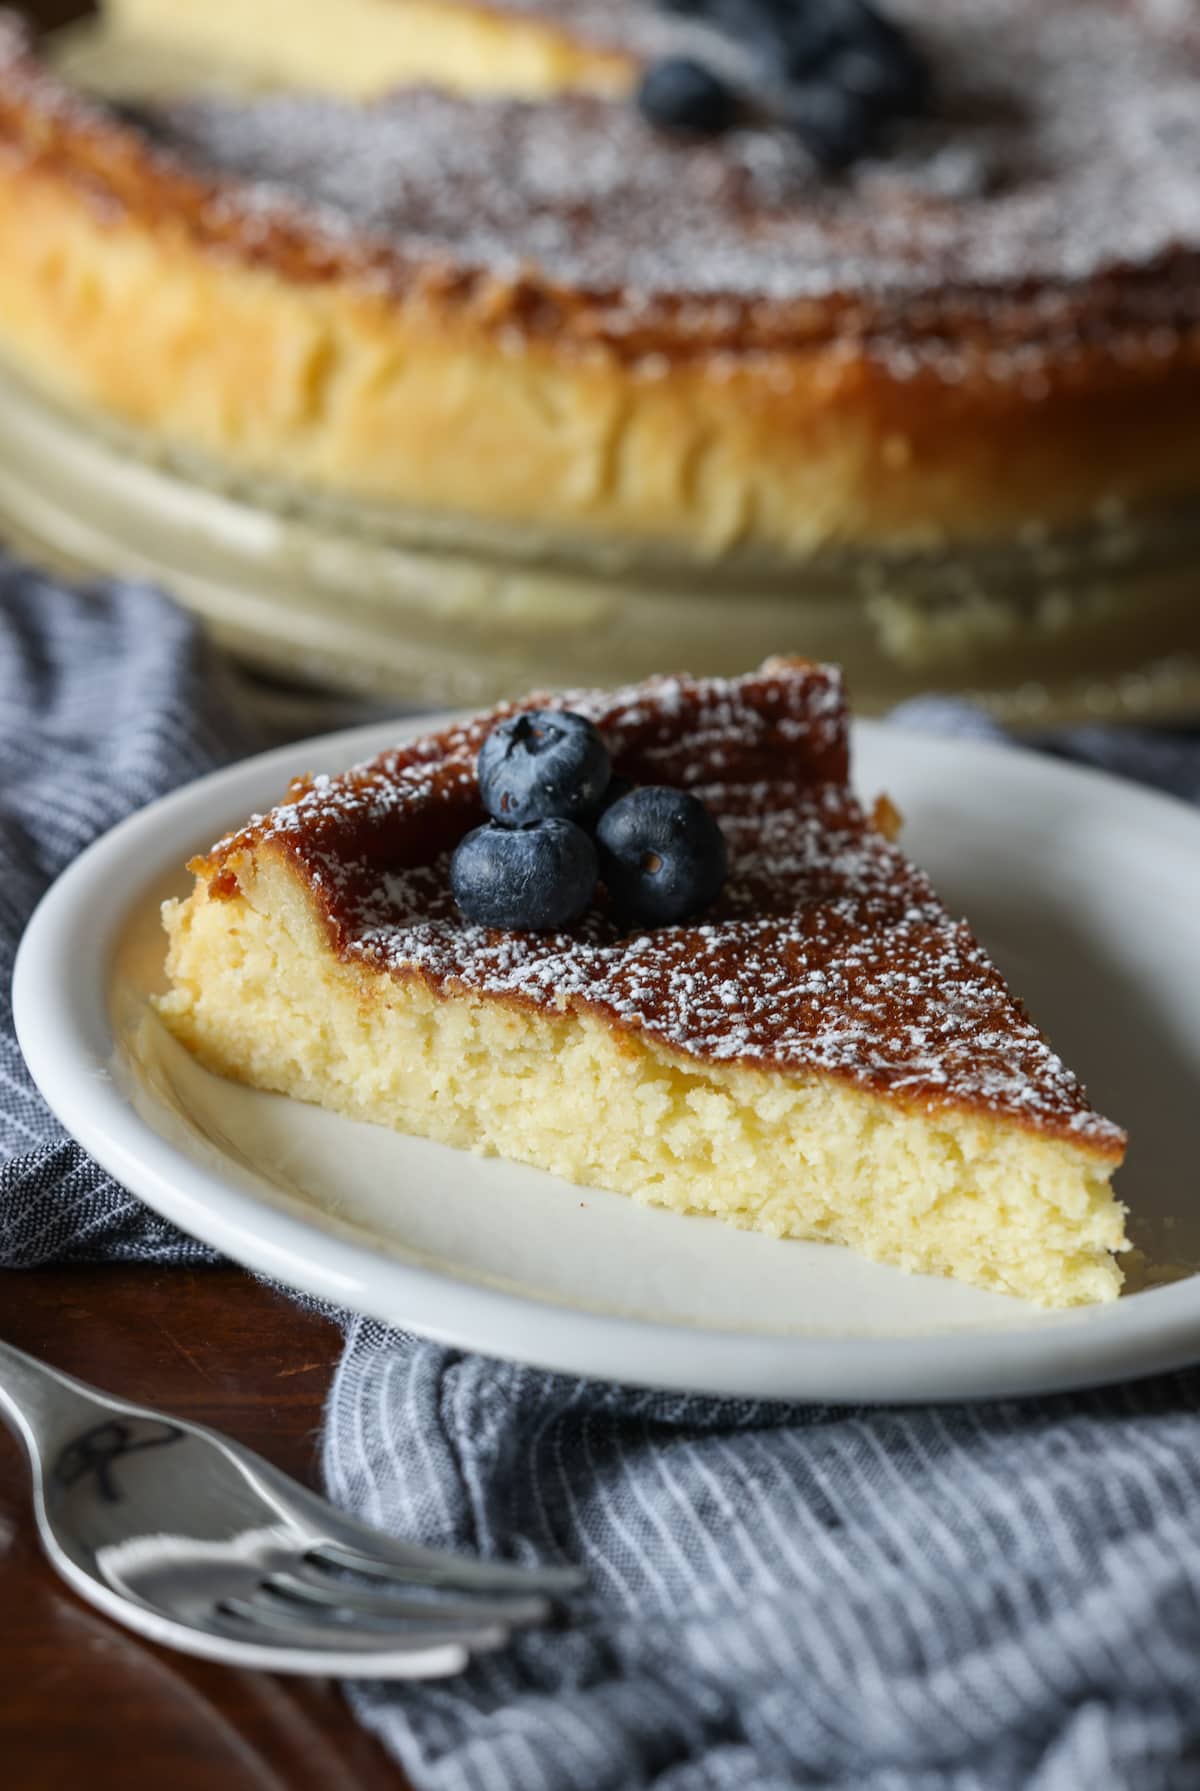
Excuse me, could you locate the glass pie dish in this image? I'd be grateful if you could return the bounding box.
[0,359,1198,724]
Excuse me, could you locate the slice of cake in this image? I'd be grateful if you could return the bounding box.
[157,659,1128,1306]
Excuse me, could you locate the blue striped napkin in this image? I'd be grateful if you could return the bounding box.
[4,561,1200,1791]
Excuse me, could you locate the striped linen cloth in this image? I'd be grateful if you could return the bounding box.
[4,564,1200,1790]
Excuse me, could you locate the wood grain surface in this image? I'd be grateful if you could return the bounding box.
[0,1266,409,1790]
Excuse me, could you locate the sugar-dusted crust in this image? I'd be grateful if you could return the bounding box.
[0,6,1199,555]
[187,659,1125,1159]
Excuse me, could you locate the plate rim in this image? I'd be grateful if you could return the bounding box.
[14,710,1200,1404]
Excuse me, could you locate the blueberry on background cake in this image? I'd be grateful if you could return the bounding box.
[0,0,1198,714]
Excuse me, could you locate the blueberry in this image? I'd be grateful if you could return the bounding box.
[651,0,929,124]
[451,818,598,930]
[477,709,610,828]
[638,57,742,136]
[783,82,878,170]
[830,40,929,117]
[772,0,902,78]
[596,786,727,926]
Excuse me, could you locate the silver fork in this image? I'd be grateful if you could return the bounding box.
[0,1339,582,1677]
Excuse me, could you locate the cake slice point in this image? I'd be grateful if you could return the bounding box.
[157,660,1127,1307]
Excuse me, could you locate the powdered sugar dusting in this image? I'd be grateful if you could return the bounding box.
[116,0,1200,334]
[206,662,1125,1154]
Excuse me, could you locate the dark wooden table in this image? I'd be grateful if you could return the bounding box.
[0,1266,410,1790]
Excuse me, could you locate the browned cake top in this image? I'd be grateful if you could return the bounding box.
[0,4,1198,368]
[203,662,1124,1156]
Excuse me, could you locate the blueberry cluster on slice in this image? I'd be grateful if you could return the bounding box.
[451,709,728,931]
[637,0,929,169]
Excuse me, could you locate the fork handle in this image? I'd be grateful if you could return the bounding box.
[0,1338,102,1456]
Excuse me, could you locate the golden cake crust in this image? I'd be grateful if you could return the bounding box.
[0,7,1199,554]
[191,658,1125,1159]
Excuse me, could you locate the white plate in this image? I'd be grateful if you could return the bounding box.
[14,717,1200,1403]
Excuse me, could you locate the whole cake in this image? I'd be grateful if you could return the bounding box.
[1,2,1199,565]
[157,659,1129,1306]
